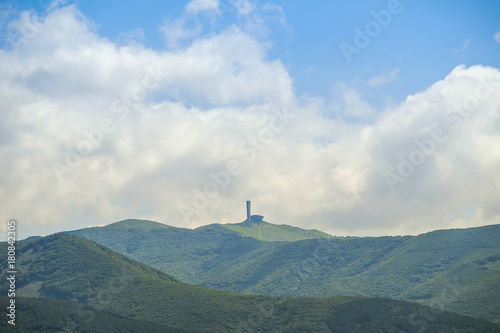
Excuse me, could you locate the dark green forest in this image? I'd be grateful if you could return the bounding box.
[0,295,190,333]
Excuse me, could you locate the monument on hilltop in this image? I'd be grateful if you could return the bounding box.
[246,200,264,222]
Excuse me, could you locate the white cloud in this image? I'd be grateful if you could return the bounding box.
[454,38,471,54]
[186,0,220,14]
[462,38,471,50]
[330,83,377,122]
[46,0,67,12]
[220,1,289,39]
[116,27,146,45]
[367,68,400,87]
[1,6,499,240]
[231,0,256,15]
[161,0,221,49]
[304,66,315,74]
[161,17,202,49]
[495,31,500,44]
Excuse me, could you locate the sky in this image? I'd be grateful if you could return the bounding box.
[0,0,499,240]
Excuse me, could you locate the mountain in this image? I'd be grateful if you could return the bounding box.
[2,234,499,332]
[221,220,334,241]
[65,220,500,323]
[101,218,333,241]
[0,296,191,333]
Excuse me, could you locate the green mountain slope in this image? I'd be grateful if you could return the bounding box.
[66,219,270,284]
[1,234,499,332]
[65,220,500,322]
[221,220,333,241]
[0,296,191,333]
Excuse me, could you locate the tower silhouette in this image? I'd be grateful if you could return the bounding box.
[246,201,264,222]
[246,201,251,221]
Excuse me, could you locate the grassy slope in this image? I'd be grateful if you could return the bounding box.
[221,220,333,241]
[65,220,500,322]
[1,234,499,332]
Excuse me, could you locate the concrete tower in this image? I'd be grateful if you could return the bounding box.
[246,201,251,221]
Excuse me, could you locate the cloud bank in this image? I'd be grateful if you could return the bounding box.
[1,4,499,238]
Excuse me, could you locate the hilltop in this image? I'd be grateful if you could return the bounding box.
[221,220,333,241]
[105,218,334,242]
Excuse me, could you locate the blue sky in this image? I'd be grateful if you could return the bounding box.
[0,0,499,239]
[5,0,500,105]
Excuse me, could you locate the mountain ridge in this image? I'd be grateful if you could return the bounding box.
[81,218,500,239]
[101,218,335,242]
[64,219,500,323]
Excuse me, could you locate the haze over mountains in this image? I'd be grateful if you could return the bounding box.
[1,230,500,332]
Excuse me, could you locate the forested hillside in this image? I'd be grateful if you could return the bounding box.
[66,220,500,322]
[2,234,499,332]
